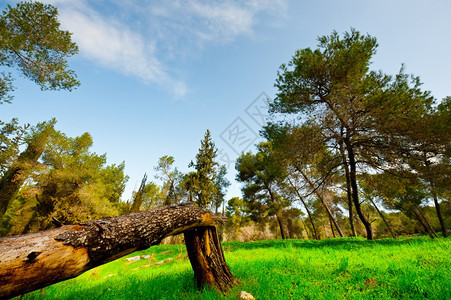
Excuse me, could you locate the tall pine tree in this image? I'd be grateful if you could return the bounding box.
[189,130,218,208]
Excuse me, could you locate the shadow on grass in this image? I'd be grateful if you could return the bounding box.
[223,235,438,252]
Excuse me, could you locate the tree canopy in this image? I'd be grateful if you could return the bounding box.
[0,1,79,104]
[1,129,128,236]
[266,28,448,240]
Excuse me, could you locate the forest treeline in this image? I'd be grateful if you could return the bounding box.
[0,2,449,240]
[232,29,449,241]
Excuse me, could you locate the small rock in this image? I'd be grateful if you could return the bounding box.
[125,255,141,262]
[155,257,173,266]
[132,265,152,271]
[239,291,255,300]
[142,255,151,259]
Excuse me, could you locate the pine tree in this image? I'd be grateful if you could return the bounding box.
[0,120,55,218]
[0,1,79,104]
[270,29,434,240]
[189,130,218,208]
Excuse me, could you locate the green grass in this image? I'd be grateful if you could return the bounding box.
[20,236,450,299]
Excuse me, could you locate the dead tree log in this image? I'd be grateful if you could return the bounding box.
[0,204,237,299]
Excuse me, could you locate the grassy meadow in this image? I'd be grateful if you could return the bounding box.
[20,236,450,299]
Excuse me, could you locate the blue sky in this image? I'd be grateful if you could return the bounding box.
[1,0,450,202]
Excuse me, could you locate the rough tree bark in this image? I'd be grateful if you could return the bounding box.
[430,180,448,238]
[339,137,357,237]
[184,226,239,292]
[345,141,373,240]
[0,203,237,299]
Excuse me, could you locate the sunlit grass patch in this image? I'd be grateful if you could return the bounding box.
[20,236,450,299]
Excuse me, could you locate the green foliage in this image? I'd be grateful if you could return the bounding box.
[0,118,28,176]
[0,1,79,103]
[37,131,127,226]
[361,173,425,212]
[20,237,451,299]
[212,165,231,213]
[272,29,378,115]
[129,173,148,213]
[0,119,55,218]
[236,143,287,206]
[188,130,219,208]
[226,197,248,219]
[154,156,184,206]
[236,142,294,238]
[267,28,445,240]
[0,71,13,104]
[1,129,128,235]
[139,181,162,209]
[225,197,251,238]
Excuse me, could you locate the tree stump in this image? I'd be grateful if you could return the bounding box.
[184,226,238,293]
[0,204,237,299]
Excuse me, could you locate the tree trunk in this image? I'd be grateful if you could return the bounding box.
[165,180,176,206]
[319,189,345,238]
[411,208,434,238]
[130,173,147,213]
[297,169,344,237]
[286,217,295,239]
[275,210,286,239]
[433,195,447,238]
[265,183,286,239]
[189,184,193,202]
[416,207,439,238]
[0,203,237,299]
[329,215,336,238]
[184,226,238,293]
[287,177,319,239]
[431,184,448,237]
[0,122,54,218]
[339,139,356,237]
[368,197,396,239]
[345,141,373,240]
[299,217,310,239]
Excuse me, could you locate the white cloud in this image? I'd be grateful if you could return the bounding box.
[59,7,187,97]
[184,1,255,41]
[146,0,286,45]
[40,0,287,98]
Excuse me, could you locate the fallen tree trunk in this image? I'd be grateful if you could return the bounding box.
[0,203,237,299]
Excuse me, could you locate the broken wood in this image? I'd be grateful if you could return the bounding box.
[184,226,238,293]
[0,203,237,299]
